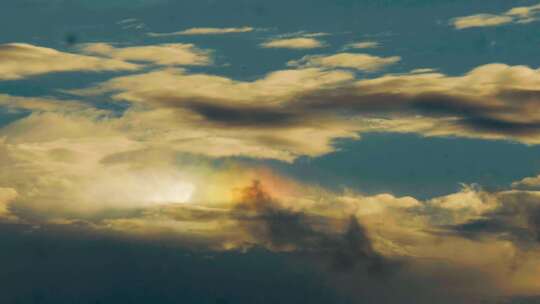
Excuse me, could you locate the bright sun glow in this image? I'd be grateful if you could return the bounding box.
[146,181,195,204]
[84,169,196,208]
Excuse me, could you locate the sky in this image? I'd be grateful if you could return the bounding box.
[2,0,540,303]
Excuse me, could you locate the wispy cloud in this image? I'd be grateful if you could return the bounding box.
[260,37,326,49]
[117,18,147,30]
[79,43,213,66]
[452,3,540,29]
[274,31,331,38]
[344,41,379,49]
[148,26,254,37]
[288,53,400,71]
[0,43,138,80]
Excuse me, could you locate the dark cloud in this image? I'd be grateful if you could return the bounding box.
[1,182,529,304]
[0,219,516,304]
[226,182,509,303]
[444,191,540,246]
[496,88,540,103]
[153,86,540,139]
[233,180,395,275]
[184,101,298,127]
[293,89,540,137]
[0,222,349,304]
[459,116,540,136]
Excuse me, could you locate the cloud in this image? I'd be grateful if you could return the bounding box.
[7,157,540,301]
[233,181,384,263]
[443,190,540,247]
[117,18,147,31]
[79,43,212,66]
[69,67,358,160]
[512,175,540,191]
[65,62,540,162]
[81,67,353,105]
[148,26,254,37]
[409,68,437,74]
[344,41,379,49]
[3,7,540,304]
[452,3,540,29]
[288,53,400,71]
[273,31,331,39]
[429,185,496,213]
[0,43,138,80]
[299,32,330,38]
[452,14,514,29]
[98,173,539,300]
[3,89,538,302]
[1,105,540,302]
[0,221,357,304]
[0,187,17,219]
[288,63,540,144]
[0,94,91,113]
[260,37,326,49]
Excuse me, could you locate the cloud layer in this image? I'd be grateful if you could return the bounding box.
[65,62,540,163]
[2,31,540,303]
[0,91,540,301]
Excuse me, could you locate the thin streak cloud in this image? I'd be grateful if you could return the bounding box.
[148,26,255,36]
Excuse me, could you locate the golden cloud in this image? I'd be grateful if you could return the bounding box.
[0,187,17,219]
[79,43,213,66]
[452,14,514,29]
[288,52,400,71]
[0,43,138,80]
[0,105,539,299]
[512,175,540,190]
[63,61,540,164]
[452,3,540,29]
[148,26,254,37]
[260,37,326,49]
[344,41,380,49]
